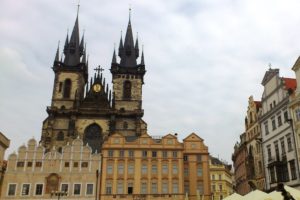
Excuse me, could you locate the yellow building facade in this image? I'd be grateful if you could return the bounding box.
[209,157,233,200]
[100,133,211,200]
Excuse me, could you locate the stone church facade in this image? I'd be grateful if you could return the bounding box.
[41,11,147,154]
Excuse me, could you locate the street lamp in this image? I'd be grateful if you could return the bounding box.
[51,190,68,200]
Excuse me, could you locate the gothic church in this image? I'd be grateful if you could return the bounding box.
[41,11,147,153]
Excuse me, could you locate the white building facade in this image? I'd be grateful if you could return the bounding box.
[259,68,300,190]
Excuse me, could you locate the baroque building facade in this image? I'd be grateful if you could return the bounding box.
[259,68,300,190]
[0,132,10,197]
[209,156,233,200]
[101,133,211,200]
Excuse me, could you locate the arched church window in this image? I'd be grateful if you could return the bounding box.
[83,123,103,153]
[63,79,72,98]
[56,132,64,141]
[123,81,131,99]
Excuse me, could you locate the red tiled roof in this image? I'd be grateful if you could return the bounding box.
[282,78,297,91]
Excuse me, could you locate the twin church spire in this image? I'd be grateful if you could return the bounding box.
[54,10,86,67]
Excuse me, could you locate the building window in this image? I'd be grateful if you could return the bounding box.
[162,151,168,158]
[184,167,189,177]
[284,111,289,122]
[73,162,78,167]
[152,165,158,174]
[128,163,134,174]
[296,108,300,121]
[270,167,276,183]
[81,162,88,168]
[142,150,147,158]
[264,122,269,135]
[172,151,177,158]
[128,150,134,158]
[197,182,203,194]
[17,161,24,167]
[128,183,133,194]
[119,150,124,158]
[86,184,93,195]
[63,79,72,98]
[118,164,124,174]
[56,131,64,141]
[184,183,189,194]
[173,164,178,174]
[197,166,203,176]
[212,174,215,180]
[162,164,168,174]
[151,182,158,194]
[197,155,202,162]
[141,183,147,194]
[58,82,63,92]
[212,185,216,192]
[8,184,16,196]
[74,184,81,195]
[152,151,157,158]
[183,155,188,161]
[107,164,113,174]
[267,145,272,161]
[27,162,32,167]
[108,150,114,157]
[290,160,297,180]
[275,142,280,160]
[142,164,147,174]
[117,182,123,194]
[61,184,68,193]
[272,117,276,130]
[219,184,222,191]
[287,136,293,151]
[219,174,222,180]
[123,80,132,99]
[280,138,286,155]
[21,184,30,196]
[278,115,282,127]
[106,182,112,194]
[172,182,179,193]
[162,182,168,193]
[35,161,42,167]
[35,184,43,195]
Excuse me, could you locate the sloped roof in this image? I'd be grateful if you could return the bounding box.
[282,78,297,91]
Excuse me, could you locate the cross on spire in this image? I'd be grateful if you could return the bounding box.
[268,63,272,69]
[94,65,104,74]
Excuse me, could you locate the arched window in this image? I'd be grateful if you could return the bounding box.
[63,79,72,98]
[56,132,64,141]
[83,123,103,153]
[123,81,131,99]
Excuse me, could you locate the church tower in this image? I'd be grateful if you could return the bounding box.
[41,9,147,153]
[110,12,147,137]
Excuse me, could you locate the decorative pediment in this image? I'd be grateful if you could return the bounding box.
[261,68,279,86]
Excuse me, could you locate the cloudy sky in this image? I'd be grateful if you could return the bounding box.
[1,0,300,163]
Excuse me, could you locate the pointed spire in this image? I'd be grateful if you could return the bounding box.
[64,7,81,66]
[120,8,137,67]
[54,41,60,62]
[112,45,117,64]
[90,77,93,88]
[118,31,124,57]
[135,33,139,58]
[81,43,86,63]
[63,30,69,53]
[141,45,145,65]
[79,30,85,55]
